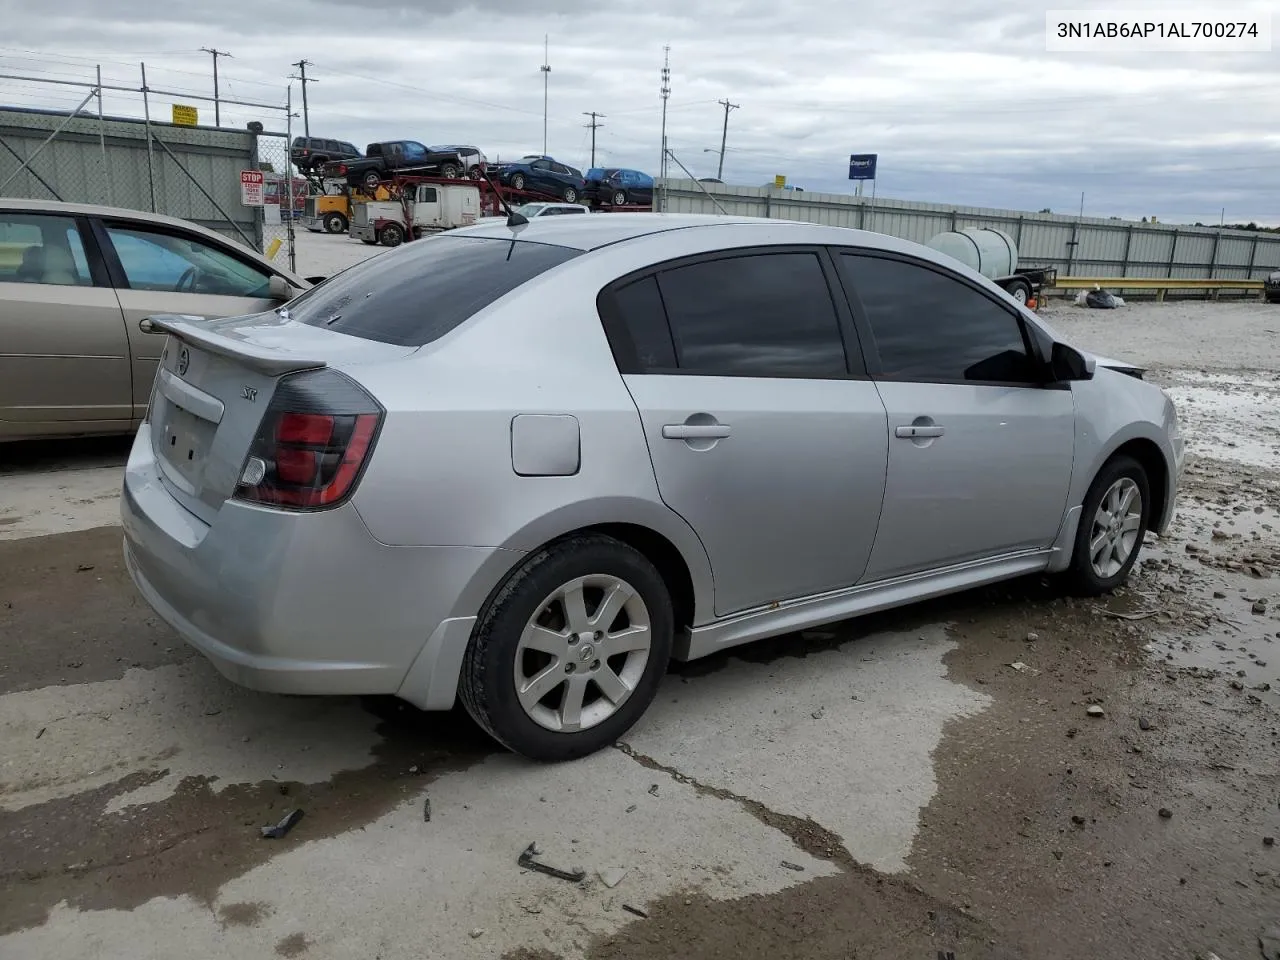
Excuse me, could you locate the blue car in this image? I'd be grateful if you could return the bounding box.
[584,167,654,206]
[493,155,586,203]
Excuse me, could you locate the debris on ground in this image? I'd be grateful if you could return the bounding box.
[1265,836,1276,847]
[75,563,95,572]
[35,727,45,739]
[1139,717,1153,731]
[1066,727,1079,738]
[1159,807,1174,819]
[648,784,659,796]
[423,798,431,822]
[625,804,637,813]
[811,707,825,720]
[260,809,304,839]
[1008,661,1040,675]
[1087,705,1105,718]
[517,842,586,883]
[1255,600,1270,615]
[780,861,805,872]
[469,928,484,939]
[598,867,628,889]
[622,904,649,919]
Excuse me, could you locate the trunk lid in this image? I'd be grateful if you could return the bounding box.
[145,311,412,525]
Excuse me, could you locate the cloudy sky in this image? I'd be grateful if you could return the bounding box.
[1,0,1277,224]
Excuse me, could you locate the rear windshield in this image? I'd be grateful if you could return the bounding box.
[286,235,582,347]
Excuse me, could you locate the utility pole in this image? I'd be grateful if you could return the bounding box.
[200,47,232,126]
[290,60,315,138]
[582,111,605,167]
[715,98,739,181]
[659,45,670,212]
[540,36,551,155]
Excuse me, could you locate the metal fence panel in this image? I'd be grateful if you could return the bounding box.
[661,178,1280,285]
[0,105,294,268]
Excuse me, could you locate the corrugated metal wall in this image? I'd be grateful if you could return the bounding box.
[0,107,264,247]
[661,179,1280,291]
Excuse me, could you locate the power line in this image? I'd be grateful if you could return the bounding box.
[583,111,605,167]
[199,47,232,126]
[715,98,739,181]
[290,59,314,138]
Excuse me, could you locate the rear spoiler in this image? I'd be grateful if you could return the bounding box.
[141,314,328,377]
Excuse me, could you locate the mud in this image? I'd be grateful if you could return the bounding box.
[0,526,194,695]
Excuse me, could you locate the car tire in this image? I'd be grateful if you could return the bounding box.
[611,189,627,206]
[378,223,405,247]
[440,162,461,180]
[459,534,674,762]
[323,212,348,234]
[1003,278,1033,305]
[1065,454,1151,596]
[562,186,579,204]
[362,171,382,192]
[511,173,526,191]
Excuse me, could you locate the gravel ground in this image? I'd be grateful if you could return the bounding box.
[1,287,1279,959]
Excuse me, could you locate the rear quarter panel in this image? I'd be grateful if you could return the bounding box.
[343,245,727,622]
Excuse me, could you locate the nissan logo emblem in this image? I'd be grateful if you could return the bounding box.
[177,346,190,376]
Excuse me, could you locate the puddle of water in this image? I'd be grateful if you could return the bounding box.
[1162,371,1280,472]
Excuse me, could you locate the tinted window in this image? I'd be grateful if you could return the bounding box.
[402,143,426,161]
[0,213,92,286]
[840,253,1037,383]
[607,275,677,370]
[655,252,848,378]
[289,236,581,347]
[105,225,273,297]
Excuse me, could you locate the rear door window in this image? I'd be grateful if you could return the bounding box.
[288,236,582,347]
[0,213,94,286]
[655,252,850,378]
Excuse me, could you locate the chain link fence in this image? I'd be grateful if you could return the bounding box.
[0,66,296,270]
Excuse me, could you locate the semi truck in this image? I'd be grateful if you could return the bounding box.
[350,183,482,246]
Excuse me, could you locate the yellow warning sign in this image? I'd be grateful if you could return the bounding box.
[172,104,198,127]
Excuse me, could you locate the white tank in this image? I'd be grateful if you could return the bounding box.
[927,228,1017,281]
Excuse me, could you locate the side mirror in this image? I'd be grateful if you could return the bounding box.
[268,275,295,301]
[1050,342,1096,381]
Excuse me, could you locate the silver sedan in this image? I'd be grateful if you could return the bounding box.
[121,214,1184,761]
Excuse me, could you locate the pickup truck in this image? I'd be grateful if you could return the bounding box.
[322,141,466,191]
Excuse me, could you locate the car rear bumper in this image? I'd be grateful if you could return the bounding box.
[120,425,507,704]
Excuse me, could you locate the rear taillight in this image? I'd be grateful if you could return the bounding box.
[235,369,383,511]
[337,164,348,175]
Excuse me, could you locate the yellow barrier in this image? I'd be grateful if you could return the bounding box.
[1053,276,1264,302]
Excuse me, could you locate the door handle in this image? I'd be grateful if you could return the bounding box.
[895,425,945,439]
[662,424,732,440]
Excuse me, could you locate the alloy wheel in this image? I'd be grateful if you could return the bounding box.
[1089,477,1143,578]
[513,575,652,732]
